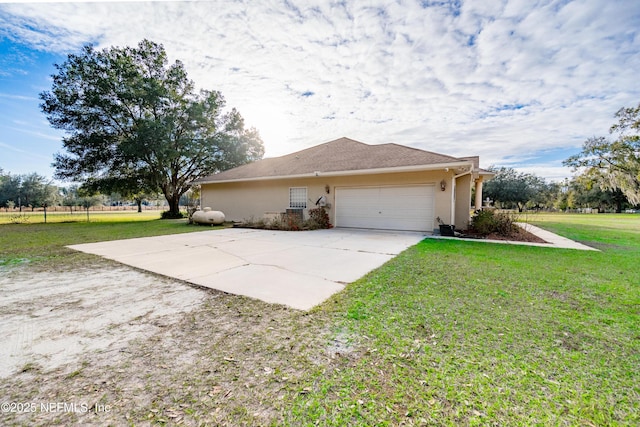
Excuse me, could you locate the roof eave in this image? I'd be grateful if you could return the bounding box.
[194,161,474,185]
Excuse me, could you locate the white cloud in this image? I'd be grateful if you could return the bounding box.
[0,0,638,179]
[0,140,28,154]
[513,164,576,183]
[0,92,37,101]
[6,126,62,141]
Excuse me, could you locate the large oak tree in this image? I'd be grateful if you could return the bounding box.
[482,166,549,211]
[564,103,640,205]
[41,39,264,216]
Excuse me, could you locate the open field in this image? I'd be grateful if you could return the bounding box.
[0,209,166,225]
[0,213,638,425]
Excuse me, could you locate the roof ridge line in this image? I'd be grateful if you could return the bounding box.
[379,142,462,161]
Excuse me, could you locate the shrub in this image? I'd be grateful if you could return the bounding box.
[307,206,332,229]
[268,213,303,231]
[252,217,267,229]
[237,207,332,231]
[285,213,302,231]
[265,216,282,230]
[186,206,198,224]
[237,216,265,228]
[9,213,30,224]
[160,210,185,219]
[469,209,518,237]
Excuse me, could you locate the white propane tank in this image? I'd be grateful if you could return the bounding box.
[192,208,225,225]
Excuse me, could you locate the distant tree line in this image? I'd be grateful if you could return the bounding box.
[0,169,171,212]
[482,167,636,213]
[0,170,59,211]
[483,101,640,213]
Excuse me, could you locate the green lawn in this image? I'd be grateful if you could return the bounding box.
[0,213,212,270]
[283,213,640,426]
[0,213,638,425]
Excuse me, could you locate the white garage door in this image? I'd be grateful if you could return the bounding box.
[335,185,435,231]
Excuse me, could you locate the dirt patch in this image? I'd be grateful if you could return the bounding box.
[0,261,337,426]
[0,264,203,378]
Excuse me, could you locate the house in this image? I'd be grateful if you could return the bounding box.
[194,137,493,233]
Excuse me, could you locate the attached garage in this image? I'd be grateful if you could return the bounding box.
[335,185,435,232]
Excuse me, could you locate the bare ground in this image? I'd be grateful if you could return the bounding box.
[0,260,344,426]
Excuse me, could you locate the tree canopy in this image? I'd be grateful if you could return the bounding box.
[41,39,264,216]
[482,166,549,211]
[564,103,640,205]
[0,171,59,210]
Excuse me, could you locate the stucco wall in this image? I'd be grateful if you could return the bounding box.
[200,170,463,231]
[454,173,473,230]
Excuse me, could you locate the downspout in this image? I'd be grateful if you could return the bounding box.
[450,170,472,225]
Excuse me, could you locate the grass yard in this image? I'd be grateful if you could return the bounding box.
[0,213,638,426]
[0,213,211,270]
[0,209,165,225]
[285,213,640,426]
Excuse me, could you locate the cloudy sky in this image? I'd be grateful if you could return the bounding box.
[1,0,639,182]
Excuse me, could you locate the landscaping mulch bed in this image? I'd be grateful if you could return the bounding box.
[462,227,548,244]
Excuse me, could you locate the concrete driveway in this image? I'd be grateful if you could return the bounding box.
[69,228,425,310]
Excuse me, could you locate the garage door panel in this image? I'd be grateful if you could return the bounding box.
[335,185,434,232]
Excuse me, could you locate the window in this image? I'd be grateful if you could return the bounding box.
[289,187,307,209]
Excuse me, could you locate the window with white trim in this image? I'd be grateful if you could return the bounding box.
[289,187,307,209]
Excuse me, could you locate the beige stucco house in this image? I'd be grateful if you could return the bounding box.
[195,137,492,233]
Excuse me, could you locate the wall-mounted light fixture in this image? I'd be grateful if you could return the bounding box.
[440,179,447,191]
[325,185,330,194]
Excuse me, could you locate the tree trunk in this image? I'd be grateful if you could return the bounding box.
[136,198,142,213]
[168,195,180,216]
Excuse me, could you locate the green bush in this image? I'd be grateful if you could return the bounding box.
[469,209,518,237]
[160,210,185,219]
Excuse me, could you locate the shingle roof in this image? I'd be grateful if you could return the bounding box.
[196,137,474,183]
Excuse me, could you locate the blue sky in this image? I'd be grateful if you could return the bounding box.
[1,0,639,182]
